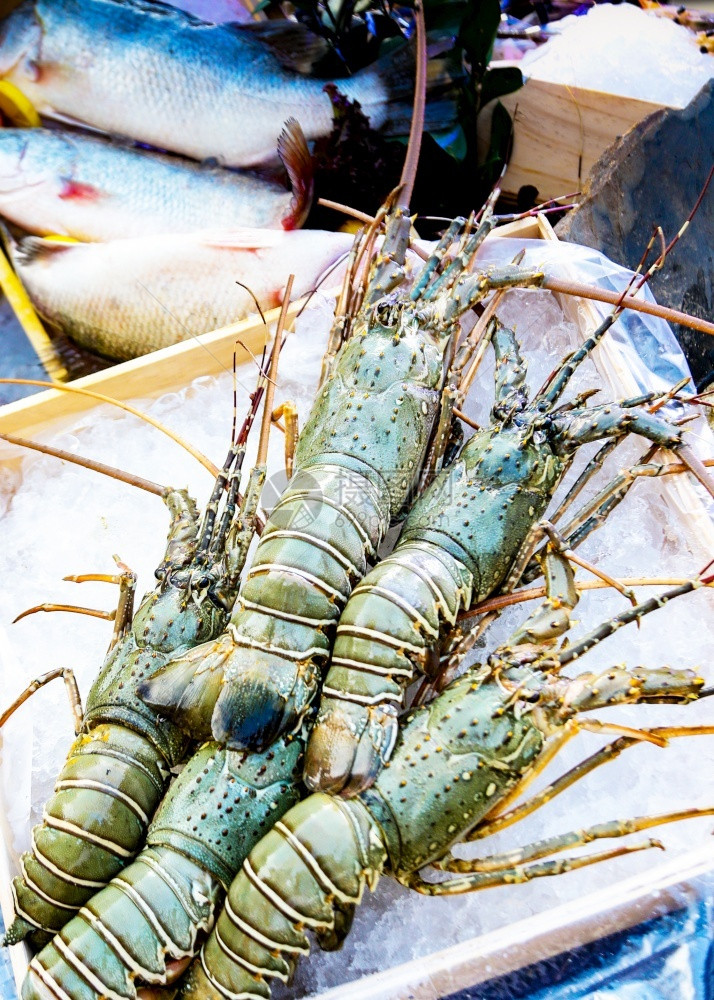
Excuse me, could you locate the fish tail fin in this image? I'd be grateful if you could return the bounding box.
[350,41,461,137]
[277,117,314,230]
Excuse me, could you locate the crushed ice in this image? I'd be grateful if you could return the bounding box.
[520,4,714,106]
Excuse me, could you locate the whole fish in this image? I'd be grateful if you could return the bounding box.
[5,227,352,359]
[0,0,457,167]
[0,122,313,239]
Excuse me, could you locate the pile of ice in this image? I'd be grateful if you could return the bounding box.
[520,4,714,107]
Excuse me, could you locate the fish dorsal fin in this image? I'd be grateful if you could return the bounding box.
[236,20,329,74]
[277,118,313,230]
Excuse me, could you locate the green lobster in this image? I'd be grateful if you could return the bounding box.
[19,549,712,1000]
[303,313,691,795]
[2,415,264,949]
[139,209,544,752]
[173,552,714,1000]
[20,732,305,1000]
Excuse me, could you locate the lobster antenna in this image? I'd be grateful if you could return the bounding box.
[398,0,427,209]
[256,274,294,467]
[196,369,269,562]
[295,249,353,319]
[460,574,714,620]
[0,378,220,478]
[538,166,714,405]
[317,199,374,224]
[539,278,714,336]
[209,350,274,558]
[0,431,166,497]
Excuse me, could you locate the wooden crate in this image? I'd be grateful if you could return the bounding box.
[1,217,712,999]
[481,73,667,203]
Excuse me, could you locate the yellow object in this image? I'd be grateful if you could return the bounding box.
[339,220,363,235]
[0,242,68,379]
[0,80,41,127]
[44,234,81,243]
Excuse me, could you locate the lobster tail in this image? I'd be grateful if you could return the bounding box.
[20,737,305,999]
[6,724,168,947]
[178,794,386,1000]
[22,846,220,1000]
[141,463,390,749]
[304,538,472,796]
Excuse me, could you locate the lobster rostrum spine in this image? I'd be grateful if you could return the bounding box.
[175,559,710,1000]
[304,316,685,796]
[138,209,544,753]
[4,430,264,949]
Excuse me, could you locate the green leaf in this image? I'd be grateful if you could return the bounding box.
[431,123,468,162]
[458,0,501,72]
[480,65,523,109]
[478,100,513,187]
[422,0,470,37]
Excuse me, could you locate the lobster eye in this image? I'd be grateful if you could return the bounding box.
[375,301,398,328]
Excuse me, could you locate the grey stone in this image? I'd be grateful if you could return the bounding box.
[557,80,714,389]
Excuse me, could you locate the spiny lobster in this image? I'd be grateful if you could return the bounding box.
[1,386,267,949]
[303,311,694,796]
[174,549,714,1000]
[138,207,544,752]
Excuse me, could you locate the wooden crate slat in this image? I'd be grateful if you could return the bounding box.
[481,76,666,202]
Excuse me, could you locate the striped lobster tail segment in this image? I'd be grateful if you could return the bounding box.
[179,794,387,1000]
[237,463,386,637]
[6,724,168,948]
[22,845,221,1000]
[176,464,390,752]
[304,538,473,796]
[21,737,306,1000]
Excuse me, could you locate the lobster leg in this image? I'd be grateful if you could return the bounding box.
[549,439,649,527]
[0,668,83,734]
[400,840,659,894]
[468,725,714,842]
[271,402,299,479]
[11,560,137,654]
[68,558,137,651]
[553,451,702,554]
[428,805,714,879]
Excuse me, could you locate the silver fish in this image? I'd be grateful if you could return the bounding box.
[0,121,312,239]
[0,0,456,167]
[6,227,352,359]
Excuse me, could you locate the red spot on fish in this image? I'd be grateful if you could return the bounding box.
[270,289,284,309]
[59,180,101,201]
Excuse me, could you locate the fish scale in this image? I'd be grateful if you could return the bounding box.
[0,126,309,240]
[0,0,458,167]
